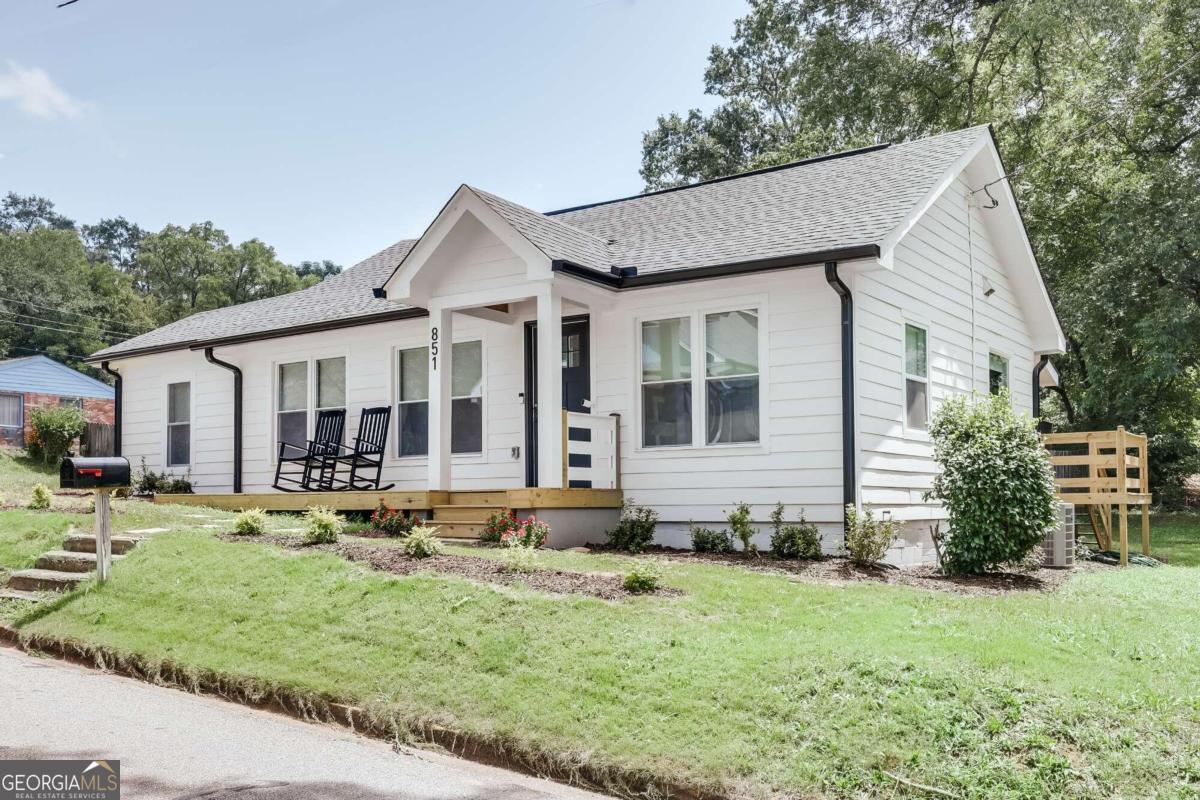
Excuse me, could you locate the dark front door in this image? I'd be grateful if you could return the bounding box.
[524,315,590,487]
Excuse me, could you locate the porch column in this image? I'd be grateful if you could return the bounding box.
[427,304,453,490]
[536,288,564,487]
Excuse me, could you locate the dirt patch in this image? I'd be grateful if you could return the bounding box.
[220,533,681,601]
[607,545,1093,596]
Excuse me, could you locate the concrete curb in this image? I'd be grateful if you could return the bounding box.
[0,623,714,800]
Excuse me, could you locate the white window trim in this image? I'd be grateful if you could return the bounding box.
[270,350,350,463]
[988,348,1011,400]
[0,392,23,429]
[901,318,932,440]
[633,296,770,457]
[164,380,193,468]
[386,335,488,465]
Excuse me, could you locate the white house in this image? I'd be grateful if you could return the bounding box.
[88,125,1064,562]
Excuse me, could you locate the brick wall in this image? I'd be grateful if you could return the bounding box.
[3,393,116,449]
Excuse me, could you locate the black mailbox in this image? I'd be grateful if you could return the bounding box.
[60,456,131,490]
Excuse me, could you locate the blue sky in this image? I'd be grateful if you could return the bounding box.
[0,0,743,266]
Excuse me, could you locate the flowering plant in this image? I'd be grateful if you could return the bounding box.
[371,501,420,537]
[500,515,550,549]
[481,510,518,543]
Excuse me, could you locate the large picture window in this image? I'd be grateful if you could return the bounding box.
[641,317,692,447]
[395,341,483,456]
[277,357,347,456]
[705,310,759,444]
[167,381,191,466]
[904,323,929,431]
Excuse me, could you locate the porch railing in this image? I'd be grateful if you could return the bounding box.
[562,411,620,489]
[1043,426,1150,564]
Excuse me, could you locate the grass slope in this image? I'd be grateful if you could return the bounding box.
[8,519,1200,798]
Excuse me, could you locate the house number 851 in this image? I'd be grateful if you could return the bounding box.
[430,326,439,370]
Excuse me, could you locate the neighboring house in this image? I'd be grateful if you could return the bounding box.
[0,356,116,449]
[87,125,1064,563]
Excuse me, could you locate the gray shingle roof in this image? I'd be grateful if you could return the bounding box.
[92,126,988,360]
[91,239,417,359]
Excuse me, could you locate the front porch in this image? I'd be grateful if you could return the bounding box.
[155,486,624,546]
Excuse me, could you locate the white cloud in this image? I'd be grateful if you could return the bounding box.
[0,61,86,119]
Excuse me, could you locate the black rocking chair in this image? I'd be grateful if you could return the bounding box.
[317,406,395,491]
[272,408,346,492]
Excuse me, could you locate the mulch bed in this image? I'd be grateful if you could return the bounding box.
[601,545,1092,597]
[219,533,681,601]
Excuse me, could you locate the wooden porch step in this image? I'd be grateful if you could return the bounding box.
[445,491,509,506]
[432,504,507,522]
[36,550,124,574]
[63,534,142,555]
[428,521,484,540]
[7,569,84,593]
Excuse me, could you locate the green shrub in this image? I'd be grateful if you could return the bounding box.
[769,503,822,559]
[690,522,733,553]
[370,501,420,537]
[28,405,85,464]
[606,501,659,553]
[132,458,194,495]
[28,483,53,510]
[402,525,444,558]
[500,542,539,573]
[844,505,898,566]
[728,502,757,554]
[303,506,343,544]
[926,391,1059,574]
[623,562,662,593]
[233,508,268,536]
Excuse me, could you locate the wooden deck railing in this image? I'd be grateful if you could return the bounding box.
[1043,426,1150,564]
[562,411,620,489]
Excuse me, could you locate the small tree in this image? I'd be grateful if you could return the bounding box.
[28,405,86,464]
[926,391,1058,575]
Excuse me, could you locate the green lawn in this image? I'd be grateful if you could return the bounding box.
[2,499,1199,798]
[0,447,59,500]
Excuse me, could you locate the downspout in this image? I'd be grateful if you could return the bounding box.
[204,347,243,494]
[99,361,121,457]
[1032,354,1050,419]
[824,261,857,512]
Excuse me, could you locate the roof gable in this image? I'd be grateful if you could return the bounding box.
[0,355,114,399]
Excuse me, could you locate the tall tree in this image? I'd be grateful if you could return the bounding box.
[641,0,1200,500]
[0,192,76,232]
[295,259,343,281]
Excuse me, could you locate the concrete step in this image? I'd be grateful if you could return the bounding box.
[63,534,141,555]
[428,521,483,540]
[446,491,509,506]
[0,588,44,602]
[35,550,125,574]
[432,504,507,522]
[7,569,83,593]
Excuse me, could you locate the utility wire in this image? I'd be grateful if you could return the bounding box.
[6,345,91,363]
[971,48,1200,197]
[0,307,136,339]
[0,317,122,343]
[0,293,147,331]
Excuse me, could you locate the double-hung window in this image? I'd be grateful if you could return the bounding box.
[640,308,761,449]
[989,352,1009,396]
[167,381,191,466]
[641,317,693,447]
[0,393,22,429]
[904,323,929,431]
[276,357,346,456]
[395,341,483,457]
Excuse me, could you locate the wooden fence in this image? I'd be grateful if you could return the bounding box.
[1044,426,1150,565]
[81,422,115,457]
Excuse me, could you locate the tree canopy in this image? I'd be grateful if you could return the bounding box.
[642,0,1200,501]
[0,191,342,377]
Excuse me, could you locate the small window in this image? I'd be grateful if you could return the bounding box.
[989,352,1009,396]
[904,323,929,431]
[705,309,759,444]
[394,341,483,456]
[58,396,83,410]
[641,317,692,447]
[277,361,308,455]
[0,394,22,428]
[167,382,191,466]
